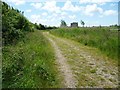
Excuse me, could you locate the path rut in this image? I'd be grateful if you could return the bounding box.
[43,32,77,88]
[43,32,118,88]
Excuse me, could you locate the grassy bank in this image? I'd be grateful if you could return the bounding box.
[2,30,61,88]
[50,27,118,60]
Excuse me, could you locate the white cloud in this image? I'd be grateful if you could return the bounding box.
[30,14,41,24]
[30,14,49,24]
[30,3,42,9]
[83,4,117,17]
[47,13,58,19]
[84,4,103,16]
[27,1,117,26]
[69,15,76,19]
[8,0,25,5]
[42,12,48,16]
[30,13,60,26]
[53,13,59,17]
[42,1,61,13]
[103,10,117,16]
[99,10,117,17]
[51,18,56,22]
[79,0,119,4]
[61,12,68,16]
[26,9,32,13]
[60,16,66,19]
[62,1,82,12]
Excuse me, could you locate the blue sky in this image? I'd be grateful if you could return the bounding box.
[3,0,119,27]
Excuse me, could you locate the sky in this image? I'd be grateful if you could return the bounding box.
[3,0,119,27]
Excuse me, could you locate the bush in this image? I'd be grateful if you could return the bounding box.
[2,1,34,45]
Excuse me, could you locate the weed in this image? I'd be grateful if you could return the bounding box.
[2,30,61,88]
[90,69,97,73]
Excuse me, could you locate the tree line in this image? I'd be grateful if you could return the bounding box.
[34,23,57,30]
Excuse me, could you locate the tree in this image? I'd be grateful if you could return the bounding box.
[81,20,85,27]
[114,24,118,27]
[39,24,45,30]
[60,20,67,27]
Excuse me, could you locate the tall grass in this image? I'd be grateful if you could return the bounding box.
[2,30,61,88]
[50,27,118,60]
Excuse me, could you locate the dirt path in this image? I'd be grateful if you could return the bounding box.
[43,32,77,88]
[43,32,118,88]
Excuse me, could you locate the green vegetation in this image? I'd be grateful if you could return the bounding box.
[2,1,119,88]
[60,20,67,27]
[2,2,61,88]
[2,1,34,45]
[34,23,58,30]
[80,20,85,27]
[2,30,61,88]
[50,27,118,60]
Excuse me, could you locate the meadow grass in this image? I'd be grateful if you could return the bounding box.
[50,27,119,60]
[2,30,61,88]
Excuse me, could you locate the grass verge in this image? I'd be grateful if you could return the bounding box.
[50,27,119,61]
[2,30,61,88]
